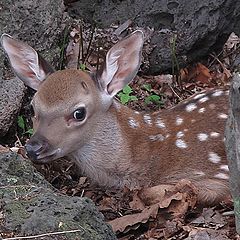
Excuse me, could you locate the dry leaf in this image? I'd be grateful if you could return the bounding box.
[138,184,175,206]
[224,32,240,51]
[108,203,159,233]
[194,63,212,84]
[129,191,145,211]
[0,145,9,153]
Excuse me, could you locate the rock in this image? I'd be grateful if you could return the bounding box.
[0,151,116,239]
[225,72,240,235]
[67,0,240,74]
[0,78,26,137]
[0,0,65,138]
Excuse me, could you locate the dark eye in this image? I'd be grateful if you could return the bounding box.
[73,108,86,121]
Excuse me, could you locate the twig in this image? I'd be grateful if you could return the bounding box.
[3,229,85,240]
[83,25,95,64]
[169,84,182,101]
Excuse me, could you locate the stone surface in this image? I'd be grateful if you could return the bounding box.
[67,0,240,74]
[0,151,116,239]
[0,78,26,137]
[0,0,65,138]
[225,72,240,234]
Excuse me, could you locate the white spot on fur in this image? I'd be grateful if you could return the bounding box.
[149,134,165,141]
[220,165,229,172]
[214,173,229,180]
[225,90,229,95]
[191,119,196,123]
[184,129,188,132]
[177,131,184,138]
[143,114,152,125]
[194,171,205,176]
[176,116,183,126]
[212,90,223,97]
[210,132,220,138]
[134,111,140,115]
[156,117,165,128]
[193,93,206,100]
[186,103,197,112]
[165,134,170,138]
[208,152,221,163]
[176,139,188,148]
[198,107,206,113]
[198,96,209,103]
[209,104,216,109]
[218,113,228,119]
[197,133,208,141]
[128,117,139,128]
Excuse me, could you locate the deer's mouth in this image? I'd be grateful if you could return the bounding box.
[29,148,62,164]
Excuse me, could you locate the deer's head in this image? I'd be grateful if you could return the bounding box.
[1,31,144,163]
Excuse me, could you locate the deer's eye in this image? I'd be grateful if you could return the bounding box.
[73,108,86,121]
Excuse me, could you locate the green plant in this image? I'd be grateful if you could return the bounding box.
[145,95,162,105]
[17,116,33,136]
[142,84,164,106]
[79,63,86,71]
[170,34,182,89]
[117,85,138,104]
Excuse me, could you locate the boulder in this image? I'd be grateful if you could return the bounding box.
[0,150,116,239]
[67,0,240,74]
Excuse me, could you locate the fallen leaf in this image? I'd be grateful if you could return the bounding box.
[108,203,159,234]
[193,63,212,85]
[224,32,240,51]
[0,145,9,153]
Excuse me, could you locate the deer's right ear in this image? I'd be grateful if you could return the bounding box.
[0,34,54,90]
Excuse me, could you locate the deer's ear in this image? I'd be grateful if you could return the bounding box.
[1,34,54,90]
[97,30,144,97]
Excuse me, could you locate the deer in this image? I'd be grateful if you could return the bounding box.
[1,31,230,206]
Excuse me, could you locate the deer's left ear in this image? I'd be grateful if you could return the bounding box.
[97,30,144,97]
[1,34,54,91]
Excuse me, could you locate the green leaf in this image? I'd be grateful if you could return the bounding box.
[143,84,151,92]
[25,128,34,136]
[122,85,132,94]
[145,95,161,104]
[130,96,138,101]
[17,116,25,131]
[120,94,130,104]
[117,92,123,98]
[150,95,161,102]
[79,63,86,71]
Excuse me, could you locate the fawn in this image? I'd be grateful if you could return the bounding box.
[1,31,230,205]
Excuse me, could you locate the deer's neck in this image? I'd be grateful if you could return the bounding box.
[69,100,165,188]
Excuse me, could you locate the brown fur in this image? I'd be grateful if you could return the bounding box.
[2,31,230,206]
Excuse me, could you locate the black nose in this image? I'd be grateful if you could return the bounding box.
[25,136,48,161]
[25,143,42,160]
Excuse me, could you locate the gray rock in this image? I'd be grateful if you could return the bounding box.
[225,72,240,234]
[0,151,116,239]
[0,78,26,137]
[0,0,65,137]
[67,0,240,74]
